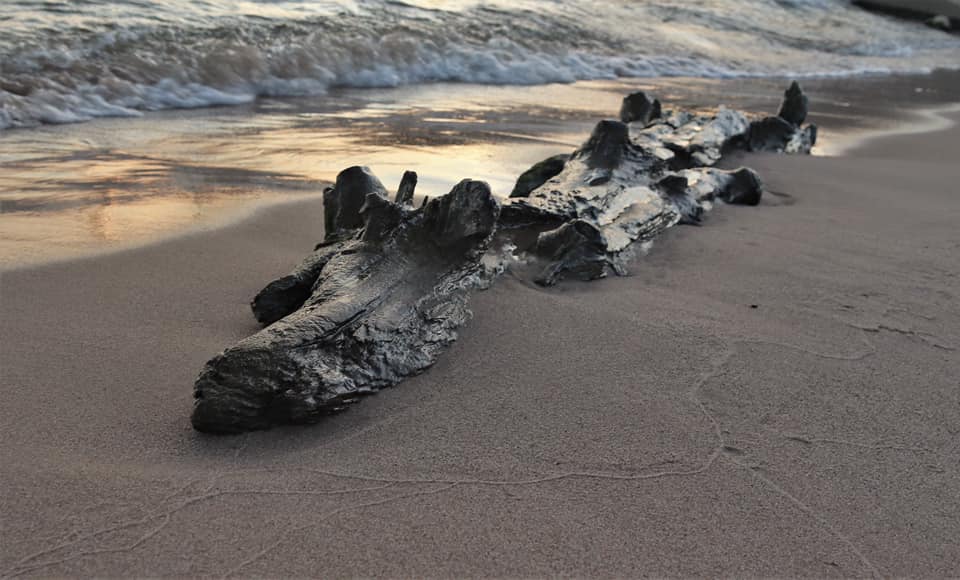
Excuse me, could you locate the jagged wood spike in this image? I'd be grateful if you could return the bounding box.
[395,170,417,205]
[778,80,808,126]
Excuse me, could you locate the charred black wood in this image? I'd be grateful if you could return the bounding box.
[749,82,817,153]
[675,167,765,207]
[749,117,817,153]
[534,220,612,286]
[250,243,343,326]
[655,175,703,225]
[252,166,388,325]
[501,109,751,284]
[322,165,387,242]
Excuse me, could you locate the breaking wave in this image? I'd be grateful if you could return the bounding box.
[1,0,959,129]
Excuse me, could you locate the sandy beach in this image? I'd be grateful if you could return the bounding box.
[2,95,958,577]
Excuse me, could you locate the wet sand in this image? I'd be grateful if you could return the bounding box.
[3,70,960,269]
[2,109,960,576]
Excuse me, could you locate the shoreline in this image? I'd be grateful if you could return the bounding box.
[2,86,954,276]
[3,69,960,271]
[817,102,960,155]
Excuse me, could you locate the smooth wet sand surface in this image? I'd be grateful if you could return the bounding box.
[2,115,960,576]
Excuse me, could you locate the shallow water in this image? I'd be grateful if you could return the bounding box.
[1,72,958,269]
[0,81,592,267]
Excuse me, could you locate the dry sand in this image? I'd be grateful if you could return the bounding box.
[2,113,959,577]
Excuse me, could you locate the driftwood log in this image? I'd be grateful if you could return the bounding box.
[192,82,816,433]
[192,171,500,433]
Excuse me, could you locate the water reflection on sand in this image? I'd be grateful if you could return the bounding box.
[1,73,955,268]
[0,81,616,268]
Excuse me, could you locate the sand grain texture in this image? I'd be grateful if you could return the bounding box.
[1,118,959,577]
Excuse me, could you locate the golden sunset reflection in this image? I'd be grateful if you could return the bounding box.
[0,82,609,268]
[0,77,850,269]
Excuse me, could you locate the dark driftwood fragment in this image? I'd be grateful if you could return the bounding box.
[619,91,662,125]
[250,243,340,326]
[749,116,797,151]
[778,81,809,126]
[533,220,611,286]
[395,170,418,205]
[749,82,817,154]
[323,165,387,242]
[193,176,500,433]
[655,175,703,225]
[715,168,764,206]
[749,118,817,153]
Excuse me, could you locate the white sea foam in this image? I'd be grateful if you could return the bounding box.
[1,0,958,130]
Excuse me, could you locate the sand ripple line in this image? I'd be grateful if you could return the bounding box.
[221,483,461,578]
[1,483,397,578]
[784,435,934,454]
[721,452,882,578]
[3,332,884,577]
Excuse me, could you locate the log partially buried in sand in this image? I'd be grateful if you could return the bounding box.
[192,82,815,433]
[500,83,815,285]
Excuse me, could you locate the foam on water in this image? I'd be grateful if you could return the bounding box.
[1,0,959,130]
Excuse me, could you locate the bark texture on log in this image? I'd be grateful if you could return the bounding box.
[193,173,500,433]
